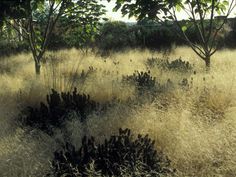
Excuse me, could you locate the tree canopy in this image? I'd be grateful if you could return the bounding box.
[1,0,106,75]
[110,0,236,69]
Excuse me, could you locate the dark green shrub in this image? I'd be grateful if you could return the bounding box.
[135,24,179,49]
[122,70,156,93]
[51,128,173,177]
[166,58,193,72]
[21,88,99,134]
[96,21,137,53]
[145,57,168,69]
[122,71,174,97]
[0,40,28,56]
[146,57,193,73]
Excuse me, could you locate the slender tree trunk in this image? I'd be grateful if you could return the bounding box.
[205,56,211,71]
[34,57,41,76]
[35,61,41,75]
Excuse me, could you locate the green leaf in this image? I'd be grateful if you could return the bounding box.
[222,1,229,6]
[181,25,187,32]
[176,4,182,12]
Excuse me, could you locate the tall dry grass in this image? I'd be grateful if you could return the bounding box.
[0,47,236,176]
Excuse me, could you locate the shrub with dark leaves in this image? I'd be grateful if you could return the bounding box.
[51,128,173,177]
[122,71,174,97]
[166,58,193,72]
[145,57,167,69]
[146,57,193,72]
[122,70,156,93]
[21,88,99,134]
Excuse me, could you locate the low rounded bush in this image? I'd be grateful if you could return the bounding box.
[122,70,156,94]
[122,70,174,97]
[165,58,193,72]
[20,88,99,134]
[51,128,173,177]
[146,57,193,73]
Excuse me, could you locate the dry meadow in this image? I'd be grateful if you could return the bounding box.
[0,47,236,176]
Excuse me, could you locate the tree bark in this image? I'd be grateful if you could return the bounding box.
[34,59,41,76]
[205,57,211,71]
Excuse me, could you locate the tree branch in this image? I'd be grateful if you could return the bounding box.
[170,8,206,60]
[209,0,236,53]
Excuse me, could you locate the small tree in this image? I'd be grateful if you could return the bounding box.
[58,1,107,51]
[1,0,106,75]
[109,0,236,70]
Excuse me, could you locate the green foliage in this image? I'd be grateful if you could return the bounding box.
[165,0,230,16]
[1,0,107,75]
[0,40,28,57]
[122,70,174,100]
[29,0,106,50]
[63,25,96,48]
[164,58,193,72]
[51,128,173,176]
[21,88,99,134]
[97,20,181,52]
[122,70,156,94]
[108,0,167,21]
[58,0,107,48]
[135,20,179,49]
[30,0,106,55]
[110,0,235,68]
[0,0,29,20]
[97,21,136,51]
[224,18,236,48]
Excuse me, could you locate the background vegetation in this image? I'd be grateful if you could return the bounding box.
[2,18,236,55]
[0,0,236,176]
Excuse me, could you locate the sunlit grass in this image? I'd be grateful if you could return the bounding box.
[0,46,236,176]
